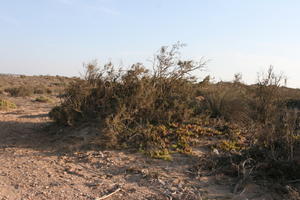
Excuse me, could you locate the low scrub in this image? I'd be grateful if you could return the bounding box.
[33,86,52,94]
[5,86,33,97]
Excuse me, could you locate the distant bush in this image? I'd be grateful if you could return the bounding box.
[251,66,286,124]
[0,99,17,110]
[33,86,52,95]
[5,86,33,97]
[33,87,45,94]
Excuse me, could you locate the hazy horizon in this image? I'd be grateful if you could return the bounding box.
[1,0,300,88]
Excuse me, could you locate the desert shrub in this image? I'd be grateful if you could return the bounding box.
[33,86,53,95]
[251,66,286,124]
[50,43,207,155]
[246,66,300,161]
[208,67,300,186]
[252,108,300,162]
[5,86,33,97]
[194,67,300,186]
[0,99,17,110]
[203,67,300,162]
[33,87,45,94]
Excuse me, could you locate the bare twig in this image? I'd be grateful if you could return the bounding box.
[95,186,122,200]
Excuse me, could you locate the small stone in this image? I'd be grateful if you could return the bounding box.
[158,179,165,185]
[212,148,220,155]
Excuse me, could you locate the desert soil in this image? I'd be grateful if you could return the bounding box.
[0,97,278,200]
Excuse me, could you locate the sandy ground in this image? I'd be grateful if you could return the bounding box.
[0,97,281,200]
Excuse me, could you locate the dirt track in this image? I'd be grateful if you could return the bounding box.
[0,97,278,200]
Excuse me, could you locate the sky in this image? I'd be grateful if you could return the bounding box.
[1,0,300,88]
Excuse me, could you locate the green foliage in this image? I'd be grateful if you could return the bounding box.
[217,139,245,152]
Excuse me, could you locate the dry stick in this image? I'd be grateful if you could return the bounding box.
[233,158,254,194]
[95,187,122,200]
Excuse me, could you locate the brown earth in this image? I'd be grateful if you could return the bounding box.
[0,97,285,200]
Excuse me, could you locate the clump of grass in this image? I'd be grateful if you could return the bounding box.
[198,82,251,124]
[35,96,52,103]
[0,99,17,110]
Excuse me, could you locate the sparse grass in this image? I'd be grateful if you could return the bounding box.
[0,99,17,110]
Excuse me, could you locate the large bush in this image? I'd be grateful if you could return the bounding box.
[50,44,207,155]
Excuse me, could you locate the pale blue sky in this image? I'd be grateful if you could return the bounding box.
[1,0,300,87]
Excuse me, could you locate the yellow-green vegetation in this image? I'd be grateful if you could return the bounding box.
[35,96,52,103]
[134,123,227,158]
[0,99,17,110]
[148,150,173,161]
[216,140,245,152]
